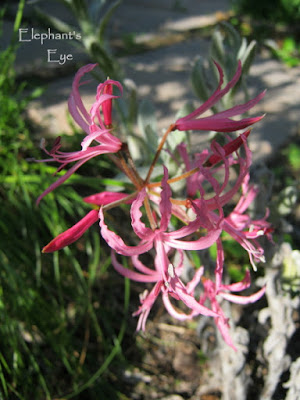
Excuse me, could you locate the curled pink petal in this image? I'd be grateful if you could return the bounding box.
[99,208,153,256]
[170,278,219,318]
[37,65,123,202]
[132,255,160,276]
[220,270,251,292]
[111,252,160,282]
[162,292,195,320]
[133,282,163,331]
[185,267,204,294]
[68,63,97,133]
[36,140,122,204]
[165,227,222,250]
[130,189,153,239]
[220,285,266,304]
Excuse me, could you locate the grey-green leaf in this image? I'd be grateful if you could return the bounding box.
[191,57,210,101]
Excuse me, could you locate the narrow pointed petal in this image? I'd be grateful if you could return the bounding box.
[220,270,251,292]
[176,114,264,133]
[210,90,266,120]
[165,227,222,250]
[68,94,90,134]
[81,128,121,151]
[164,199,215,241]
[83,191,132,206]
[204,135,252,210]
[233,185,259,215]
[154,237,169,281]
[42,209,99,253]
[185,267,204,294]
[36,157,88,205]
[133,282,162,331]
[175,61,265,135]
[220,285,266,304]
[215,238,224,289]
[68,63,97,133]
[37,141,122,203]
[92,79,123,128]
[178,61,241,123]
[111,252,160,282]
[99,80,123,126]
[132,255,160,275]
[173,281,220,317]
[162,292,195,320]
[163,216,203,240]
[215,317,237,351]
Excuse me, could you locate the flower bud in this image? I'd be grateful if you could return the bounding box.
[103,82,113,127]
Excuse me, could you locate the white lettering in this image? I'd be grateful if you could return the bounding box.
[47,49,59,63]
[32,29,40,41]
[19,28,30,42]
[47,49,73,65]
[40,33,48,45]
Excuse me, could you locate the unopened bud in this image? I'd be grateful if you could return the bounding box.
[103,81,113,127]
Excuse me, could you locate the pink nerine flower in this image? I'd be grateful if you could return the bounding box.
[37,64,123,203]
[223,173,273,270]
[111,250,219,331]
[175,61,265,133]
[38,61,270,348]
[179,132,252,213]
[199,239,266,350]
[100,167,223,329]
[99,167,223,257]
[179,133,272,270]
[200,273,266,350]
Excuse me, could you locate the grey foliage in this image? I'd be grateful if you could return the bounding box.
[258,243,300,400]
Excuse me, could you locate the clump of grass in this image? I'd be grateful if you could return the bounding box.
[0,1,132,398]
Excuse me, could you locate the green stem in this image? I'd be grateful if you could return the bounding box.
[145,123,176,183]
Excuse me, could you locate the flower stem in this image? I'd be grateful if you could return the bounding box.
[102,191,138,211]
[122,143,144,188]
[147,166,200,189]
[145,123,176,184]
[116,150,143,190]
[143,195,157,231]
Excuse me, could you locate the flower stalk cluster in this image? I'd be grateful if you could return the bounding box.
[39,61,271,349]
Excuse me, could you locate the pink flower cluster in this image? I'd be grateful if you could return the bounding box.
[39,62,272,349]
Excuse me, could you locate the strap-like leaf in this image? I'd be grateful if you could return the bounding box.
[98,0,123,42]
